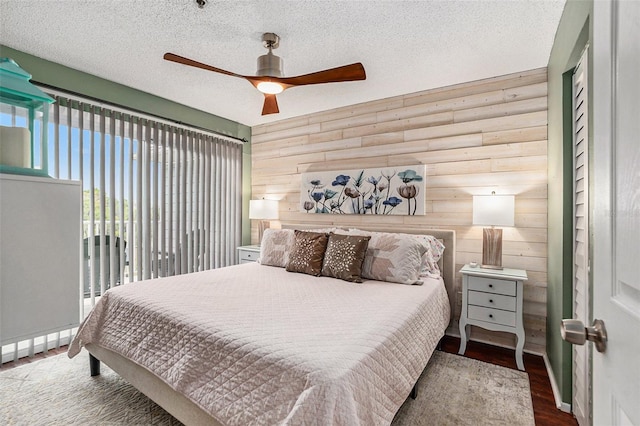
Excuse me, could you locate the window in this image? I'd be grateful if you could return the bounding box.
[1,89,243,362]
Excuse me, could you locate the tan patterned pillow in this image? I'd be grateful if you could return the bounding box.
[321,233,371,282]
[348,229,427,285]
[286,231,329,276]
[259,228,295,267]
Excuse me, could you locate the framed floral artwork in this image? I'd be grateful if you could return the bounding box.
[300,166,426,215]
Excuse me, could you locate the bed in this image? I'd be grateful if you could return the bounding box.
[68,226,455,426]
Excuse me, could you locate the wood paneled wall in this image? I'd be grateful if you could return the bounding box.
[251,68,548,354]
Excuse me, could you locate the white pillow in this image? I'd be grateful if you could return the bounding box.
[413,235,445,277]
[259,228,295,267]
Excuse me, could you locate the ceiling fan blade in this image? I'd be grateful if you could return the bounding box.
[262,94,279,115]
[163,52,247,79]
[278,63,366,86]
[165,47,365,116]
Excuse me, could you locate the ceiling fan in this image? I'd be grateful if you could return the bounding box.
[164,33,366,115]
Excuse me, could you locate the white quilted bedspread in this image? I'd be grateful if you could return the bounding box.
[69,263,450,426]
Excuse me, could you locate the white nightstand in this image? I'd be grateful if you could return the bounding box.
[237,245,260,264]
[458,264,528,370]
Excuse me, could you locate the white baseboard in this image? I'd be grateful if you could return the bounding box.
[543,353,572,413]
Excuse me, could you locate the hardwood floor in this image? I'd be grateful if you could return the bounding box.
[441,335,578,426]
[3,338,578,425]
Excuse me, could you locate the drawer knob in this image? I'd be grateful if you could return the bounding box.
[488,284,493,288]
[489,314,493,319]
[489,299,494,303]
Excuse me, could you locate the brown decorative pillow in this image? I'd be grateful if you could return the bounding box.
[321,233,371,282]
[285,231,329,276]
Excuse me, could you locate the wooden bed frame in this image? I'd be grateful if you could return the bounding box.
[85,227,456,426]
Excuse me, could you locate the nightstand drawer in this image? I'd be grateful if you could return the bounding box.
[468,305,516,327]
[468,290,516,311]
[468,276,516,296]
[239,250,260,262]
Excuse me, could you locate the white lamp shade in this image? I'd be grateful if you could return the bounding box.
[473,195,515,227]
[249,199,279,220]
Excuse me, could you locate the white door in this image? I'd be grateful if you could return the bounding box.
[591,0,640,424]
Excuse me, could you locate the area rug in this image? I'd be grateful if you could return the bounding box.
[0,350,534,425]
[392,351,535,425]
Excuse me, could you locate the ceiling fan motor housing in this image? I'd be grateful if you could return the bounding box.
[257,33,283,77]
[256,51,283,77]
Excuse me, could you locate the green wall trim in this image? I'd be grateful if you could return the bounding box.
[0,45,250,138]
[546,0,593,405]
[0,44,253,246]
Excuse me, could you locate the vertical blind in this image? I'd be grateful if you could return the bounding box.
[49,95,243,305]
[1,91,243,364]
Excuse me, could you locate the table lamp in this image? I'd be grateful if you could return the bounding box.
[249,199,279,244]
[472,192,515,270]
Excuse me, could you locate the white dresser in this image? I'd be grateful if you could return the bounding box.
[458,264,528,370]
[0,174,81,346]
[237,245,260,264]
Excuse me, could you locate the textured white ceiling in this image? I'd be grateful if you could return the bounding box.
[0,0,565,127]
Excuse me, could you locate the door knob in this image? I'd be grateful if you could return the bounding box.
[561,319,607,353]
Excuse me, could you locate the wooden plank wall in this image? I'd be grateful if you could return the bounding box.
[251,68,548,354]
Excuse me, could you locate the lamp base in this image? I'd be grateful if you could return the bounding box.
[481,227,503,270]
[481,263,504,270]
[257,220,271,244]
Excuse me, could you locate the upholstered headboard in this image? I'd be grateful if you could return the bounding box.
[280,223,456,321]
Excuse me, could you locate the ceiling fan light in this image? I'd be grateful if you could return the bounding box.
[257,81,284,94]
